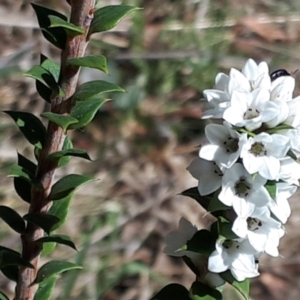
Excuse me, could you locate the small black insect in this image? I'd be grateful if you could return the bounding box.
[270,69,291,82]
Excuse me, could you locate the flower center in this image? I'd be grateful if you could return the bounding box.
[235,177,251,197]
[223,240,240,254]
[250,142,266,156]
[243,108,259,120]
[247,217,263,231]
[223,137,239,153]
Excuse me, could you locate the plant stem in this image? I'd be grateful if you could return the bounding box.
[15,1,95,299]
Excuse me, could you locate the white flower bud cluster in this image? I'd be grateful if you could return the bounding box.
[165,59,300,284]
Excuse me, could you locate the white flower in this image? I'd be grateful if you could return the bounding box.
[265,99,289,128]
[223,89,279,131]
[240,133,290,180]
[268,182,296,224]
[284,96,300,127]
[164,217,198,257]
[232,206,284,256]
[271,76,295,102]
[199,123,247,169]
[277,157,300,185]
[187,158,223,196]
[208,239,259,281]
[219,163,271,217]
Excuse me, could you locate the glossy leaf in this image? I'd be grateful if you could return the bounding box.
[190,281,222,300]
[0,291,9,300]
[90,5,140,33]
[67,55,108,73]
[33,260,82,284]
[42,242,57,256]
[48,193,74,231]
[49,174,93,201]
[36,234,77,251]
[49,15,84,35]
[69,98,108,129]
[31,3,67,49]
[41,112,78,131]
[0,206,26,233]
[180,187,211,211]
[150,283,190,300]
[265,181,277,200]
[56,136,73,168]
[217,217,238,241]
[23,213,60,235]
[3,111,46,148]
[73,80,124,101]
[34,276,58,300]
[0,250,33,269]
[13,153,37,203]
[48,149,91,162]
[220,270,250,300]
[183,229,216,256]
[207,193,231,213]
[9,164,34,183]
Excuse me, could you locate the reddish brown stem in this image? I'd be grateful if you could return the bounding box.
[15,1,95,299]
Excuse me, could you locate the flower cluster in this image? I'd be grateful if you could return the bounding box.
[164,59,300,287]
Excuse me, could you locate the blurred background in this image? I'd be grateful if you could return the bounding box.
[1,0,300,299]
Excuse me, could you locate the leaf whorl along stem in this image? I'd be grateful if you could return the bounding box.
[15,1,95,299]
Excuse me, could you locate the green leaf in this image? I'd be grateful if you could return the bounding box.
[23,213,60,235]
[69,98,108,129]
[190,281,222,300]
[33,261,82,285]
[36,234,77,251]
[266,123,294,134]
[41,112,78,131]
[31,3,67,49]
[13,153,37,203]
[34,276,58,300]
[0,250,33,269]
[48,149,91,162]
[49,174,94,201]
[48,193,73,231]
[67,55,108,73]
[180,187,211,211]
[24,65,64,98]
[90,5,140,34]
[150,283,190,300]
[208,192,231,213]
[183,229,216,256]
[182,255,200,276]
[217,217,238,241]
[42,242,57,256]
[0,206,26,234]
[3,111,46,148]
[287,149,298,161]
[56,136,73,168]
[0,291,9,300]
[73,80,124,101]
[265,181,277,200]
[49,15,84,35]
[9,164,34,183]
[220,270,250,300]
[1,265,19,282]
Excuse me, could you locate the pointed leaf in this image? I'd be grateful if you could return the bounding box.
[48,149,91,162]
[1,265,19,282]
[73,80,124,101]
[9,164,33,183]
[190,281,222,300]
[265,181,277,200]
[0,206,26,234]
[69,98,108,129]
[150,283,190,300]
[90,5,140,34]
[217,217,238,241]
[3,111,46,148]
[13,153,37,203]
[267,123,294,134]
[0,250,34,269]
[41,112,78,131]
[208,193,231,213]
[0,291,9,300]
[33,260,82,284]
[42,242,57,256]
[67,55,108,73]
[23,213,60,235]
[220,270,250,300]
[49,15,84,35]
[34,276,58,300]
[48,193,74,231]
[184,229,216,256]
[49,174,94,201]
[31,3,67,49]
[36,234,77,251]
